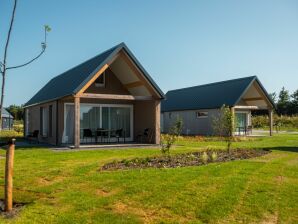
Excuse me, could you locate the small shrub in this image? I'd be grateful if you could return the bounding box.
[160,117,183,154]
[211,152,218,162]
[160,134,176,154]
[200,152,208,164]
[212,104,234,153]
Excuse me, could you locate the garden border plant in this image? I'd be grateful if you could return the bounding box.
[101,148,270,171]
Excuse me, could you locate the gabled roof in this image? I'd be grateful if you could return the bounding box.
[161,76,274,112]
[1,108,13,118]
[24,42,164,107]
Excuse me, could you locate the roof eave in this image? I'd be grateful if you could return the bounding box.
[23,94,72,108]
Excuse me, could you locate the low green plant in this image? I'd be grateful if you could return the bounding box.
[160,134,176,154]
[200,152,208,164]
[211,152,218,162]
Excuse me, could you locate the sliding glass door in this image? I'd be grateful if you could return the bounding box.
[102,107,131,138]
[80,106,101,131]
[79,104,133,142]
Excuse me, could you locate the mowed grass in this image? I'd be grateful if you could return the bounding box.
[0,134,297,223]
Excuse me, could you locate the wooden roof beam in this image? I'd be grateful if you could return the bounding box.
[78,93,153,101]
[243,97,264,101]
[124,81,143,89]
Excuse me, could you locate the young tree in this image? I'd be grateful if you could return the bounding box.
[160,117,183,154]
[212,105,234,153]
[0,0,50,212]
[0,0,51,130]
[277,87,290,115]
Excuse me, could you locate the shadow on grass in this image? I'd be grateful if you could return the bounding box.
[263,146,298,153]
[0,138,54,150]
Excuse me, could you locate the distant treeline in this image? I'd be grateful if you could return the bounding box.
[6,105,24,120]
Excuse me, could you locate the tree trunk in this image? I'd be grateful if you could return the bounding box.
[5,139,15,212]
[0,0,17,130]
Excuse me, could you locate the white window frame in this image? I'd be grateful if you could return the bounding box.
[196,111,208,118]
[63,103,134,143]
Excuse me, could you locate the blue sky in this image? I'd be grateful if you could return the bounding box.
[0,0,297,106]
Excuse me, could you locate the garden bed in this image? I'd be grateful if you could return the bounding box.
[101,149,270,171]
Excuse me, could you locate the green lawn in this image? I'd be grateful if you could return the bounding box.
[0,134,297,223]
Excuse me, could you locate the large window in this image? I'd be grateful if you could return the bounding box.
[63,103,133,144]
[80,104,132,139]
[102,107,131,138]
[196,111,208,118]
[40,107,49,136]
[80,106,101,130]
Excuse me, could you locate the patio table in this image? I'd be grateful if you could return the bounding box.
[94,129,116,143]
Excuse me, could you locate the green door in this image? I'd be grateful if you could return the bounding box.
[235,113,247,128]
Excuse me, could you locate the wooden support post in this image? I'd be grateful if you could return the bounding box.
[155,100,161,144]
[5,138,15,212]
[74,96,80,148]
[269,109,273,136]
[231,107,235,136]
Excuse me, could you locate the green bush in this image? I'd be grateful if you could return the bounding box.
[252,115,298,130]
[0,130,23,142]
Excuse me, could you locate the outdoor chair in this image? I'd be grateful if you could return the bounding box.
[27,130,39,144]
[83,129,94,143]
[110,129,125,143]
[136,128,151,143]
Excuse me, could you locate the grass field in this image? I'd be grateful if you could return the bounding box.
[0,134,297,223]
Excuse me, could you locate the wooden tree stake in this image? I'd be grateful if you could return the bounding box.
[5,138,15,212]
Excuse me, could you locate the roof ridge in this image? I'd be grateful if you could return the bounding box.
[167,76,257,94]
